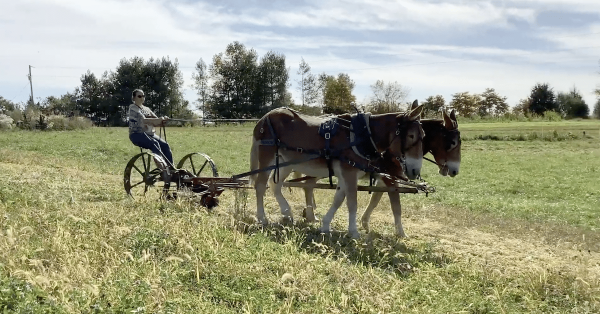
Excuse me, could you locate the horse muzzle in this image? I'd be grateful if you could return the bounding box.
[405,157,423,180]
[446,161,460,177]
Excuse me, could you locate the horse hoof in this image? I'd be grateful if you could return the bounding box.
[280,216,294,225]
[361,220,370,232]
[256,217,269,226]
[303,208,319,223]
[349,231,360,239]
[306,217,320,223]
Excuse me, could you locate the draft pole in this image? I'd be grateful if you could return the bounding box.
[28,65,34,105]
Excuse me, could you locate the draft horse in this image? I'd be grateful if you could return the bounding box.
[249,102,425,238]
[294,107,461,237]
[360,109,461,235]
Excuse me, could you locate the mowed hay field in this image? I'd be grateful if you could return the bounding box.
[1,120,600,313]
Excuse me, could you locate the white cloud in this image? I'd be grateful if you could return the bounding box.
[1,0,598,111]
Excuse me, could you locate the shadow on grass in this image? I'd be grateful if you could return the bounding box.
[233,217,452,277]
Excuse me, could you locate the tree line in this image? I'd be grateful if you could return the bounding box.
[1,42,600,126]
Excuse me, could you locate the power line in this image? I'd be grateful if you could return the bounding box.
[10,83,30,102]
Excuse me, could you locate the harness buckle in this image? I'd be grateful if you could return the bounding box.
[325,133,330,140]
[297,147,303,154]
[395,130,400,136]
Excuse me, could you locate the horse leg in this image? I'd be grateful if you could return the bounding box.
[342,172,360,239]
[360,179,386,233]
[272,166,295,224]
[302,177,319,222]
[252,143,275,225]
[320,187,346,234]
[254,169,271,225]
[387,191,406,237]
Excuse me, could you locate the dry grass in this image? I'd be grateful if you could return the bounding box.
[1,124,600,312]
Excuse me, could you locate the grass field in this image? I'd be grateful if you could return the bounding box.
[1,120,600,313]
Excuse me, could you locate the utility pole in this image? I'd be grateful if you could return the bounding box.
[28,65,34,106]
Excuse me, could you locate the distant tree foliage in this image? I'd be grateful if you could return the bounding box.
[258,51,290,111]
[479,88,509,116]
[296,58,318,107]
[527,83,558,115]
[366,80,410,114]
[450,92,481,117]
[191,58,209,119]
[421,95,446,118]
[58,56,190,126]
[322,73,356,115]
[42,93,77,115]
[0,96,18,114]
[593,99,600,119]
[202,41,290,118]
[557,88,589,118]
[513,98,531,115]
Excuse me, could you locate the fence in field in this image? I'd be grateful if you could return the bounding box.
[169,118,260,126]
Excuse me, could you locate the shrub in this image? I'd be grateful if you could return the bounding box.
[542,111,562,122]
[0,114,14,129]
[46,115,94,130]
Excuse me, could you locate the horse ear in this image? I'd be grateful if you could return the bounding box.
[443,110,453,129]
[450,109,457,121]
[408,103,424,121]
[410,99,419,110]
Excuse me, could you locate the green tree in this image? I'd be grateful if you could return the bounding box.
[322,73,356,115]
[450,92,480,117]
[513,98,530,115]
[75,70,110,121]
[257,51,289,113]
[479,88,508,116]
[42,93,77,116]
[527,83,557,115]
[102,56,185,125]
[0,96,17,113]
[367,80,409,113]
[208,41,259,118]
[421,95,446,118]
[557,87,589,118]
[592,99,600,119]
[316,72,331,108]
[296,58,318,107]
[191,58,209,119]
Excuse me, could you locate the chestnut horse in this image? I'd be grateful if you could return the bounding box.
[249,103,425,238]
[360,110,461,236]
[295,109,461,237]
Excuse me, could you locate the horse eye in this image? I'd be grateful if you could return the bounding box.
[452,141,456,146]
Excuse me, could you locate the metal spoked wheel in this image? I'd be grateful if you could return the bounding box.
[124,152,164,199]
[176,152,219,177]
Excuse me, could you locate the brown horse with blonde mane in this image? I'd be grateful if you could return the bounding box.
[249,102,425,238]
[295,107,461,237]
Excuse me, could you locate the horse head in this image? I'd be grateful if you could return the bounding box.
[387,100,425,180]
[426,109,461,177]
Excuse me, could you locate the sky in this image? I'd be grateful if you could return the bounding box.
[1,0,599,112]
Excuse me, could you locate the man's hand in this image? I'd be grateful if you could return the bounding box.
[160,116,170,126]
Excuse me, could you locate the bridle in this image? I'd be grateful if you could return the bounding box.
[388,118,424,173]
[424,127,461,167]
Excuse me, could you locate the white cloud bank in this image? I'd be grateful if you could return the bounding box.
[1,0,599,109]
